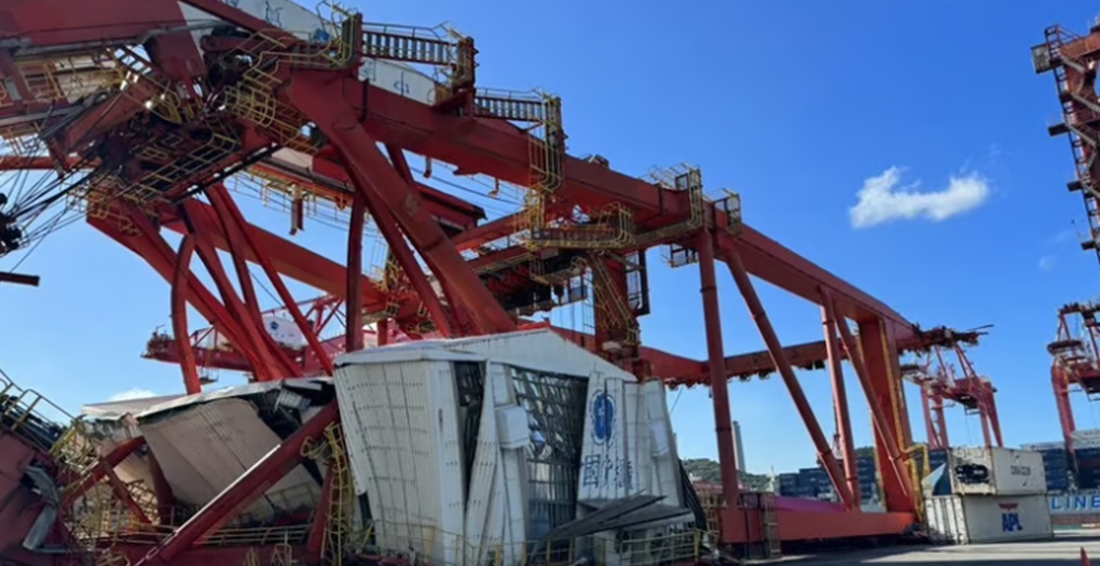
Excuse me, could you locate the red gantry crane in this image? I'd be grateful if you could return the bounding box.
[901,340,1003,452]
[1035,21,1100,264]
[0,0,996,559]
[1048,302,1100,453]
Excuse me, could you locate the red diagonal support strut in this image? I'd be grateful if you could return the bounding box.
[722,243,856,510]
[135,402,341,566]
[288,75,514,334]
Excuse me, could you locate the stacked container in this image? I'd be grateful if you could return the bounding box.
[856,456,878,501]
[1022,441,1071,492]
[797,466,830,498]
[1073,430,1100,489]
[923,447,1053,544]
[776,473,799,497]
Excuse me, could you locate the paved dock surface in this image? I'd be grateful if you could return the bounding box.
[778,531,1100,565]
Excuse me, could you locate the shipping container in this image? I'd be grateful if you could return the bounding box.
[948,447,1047,496]
[1022,441,1066,451]
[924,494,1053,544]
[1050,491,1100,514]
[1069,435,1100,452]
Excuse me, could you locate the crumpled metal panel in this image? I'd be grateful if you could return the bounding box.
[139,398,320,522]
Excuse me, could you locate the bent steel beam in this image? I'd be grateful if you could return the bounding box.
[134,402,340,566]
[288,75,515,334]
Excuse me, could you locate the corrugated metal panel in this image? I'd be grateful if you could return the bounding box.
[335,359,462,565]
[138,398,320,522]
[924,496,968,544]
[960,494,1053,543]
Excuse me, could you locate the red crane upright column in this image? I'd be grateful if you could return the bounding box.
[696,228,743,541]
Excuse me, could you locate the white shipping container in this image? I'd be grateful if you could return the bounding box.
[1072,431,1100,450]
[1072,429,1100,441]
[948,447,1046,496]
[924,494,1054,544]
[1020,442,1065,452]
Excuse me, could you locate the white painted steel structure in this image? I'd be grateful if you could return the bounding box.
[334,329,690,566]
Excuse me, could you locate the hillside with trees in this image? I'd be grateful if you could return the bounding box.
[683,446,877,491]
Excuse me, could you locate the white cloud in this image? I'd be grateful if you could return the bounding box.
[1039,255,1057,271]
[849,166,991,229]
[109,388,157,402]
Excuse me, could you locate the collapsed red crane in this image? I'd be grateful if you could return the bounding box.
[901,343,1003,451]
[0,0,990,550]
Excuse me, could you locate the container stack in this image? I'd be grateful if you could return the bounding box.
[1073,430,1100,489]
[856,455,877,502]
[797,466,830,498]
[1021,441,1071,492]
[924,447,1053,544]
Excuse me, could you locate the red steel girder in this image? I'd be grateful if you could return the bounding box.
[135,402,339,566]
[355,82,916,336]
[287,74,515,334]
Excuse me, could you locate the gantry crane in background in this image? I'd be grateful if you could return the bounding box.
[1048,302,1100,453]
[1035,22,1100,265]
[0,0,993,554]
[900,339,1003,452]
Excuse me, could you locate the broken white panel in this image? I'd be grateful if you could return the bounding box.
[643,380,683,507]
[487,362,527,566]
[335,359,464,565]
[138,398,320,522]
[462,374,501,566]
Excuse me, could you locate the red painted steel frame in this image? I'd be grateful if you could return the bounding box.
[0,0,984,548]
[1049,303,1100,452]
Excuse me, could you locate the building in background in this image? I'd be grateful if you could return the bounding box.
[733,420,746,471]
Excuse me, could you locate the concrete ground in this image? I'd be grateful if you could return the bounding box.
[775,531,1100,565]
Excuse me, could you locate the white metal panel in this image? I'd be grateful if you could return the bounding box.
[961,494,1053,543]
[643,380,683,507]
[337,330,635,384]
[924,496,968,544]
[989,449,1046,495]
[138,399,319,522]
[624,382,648,498]
[578,375,633,501]
[487,362,526,566]
[336,360,438,556]
[463,374,501,565]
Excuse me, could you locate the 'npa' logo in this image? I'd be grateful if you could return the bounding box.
[590,392,615,445]
[999,502,1022,532]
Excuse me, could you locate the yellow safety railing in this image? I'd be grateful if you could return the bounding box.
[342,519,708,566]
[635,165,706,248]
[361,22,475,93]
[527,203,635,251]
[216,7,360,153]
[587,255,641,347]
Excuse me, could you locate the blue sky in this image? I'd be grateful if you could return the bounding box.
[3,0,1100,474]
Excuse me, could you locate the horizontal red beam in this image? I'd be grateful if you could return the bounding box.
[354,85,915,336]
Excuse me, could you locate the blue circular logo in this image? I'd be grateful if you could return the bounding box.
[591,392,615,445]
